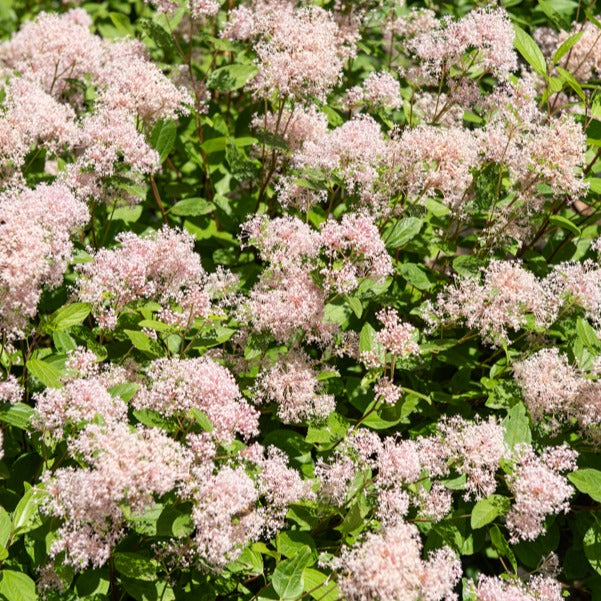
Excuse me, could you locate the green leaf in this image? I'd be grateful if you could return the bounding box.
[556,66,585,101]
[109,12,134,36]
[489,525,518,573]
[513,24,547,76]
[169,198,215,216]
[189,408,213,432]
[11,486,45,537]
[576,318,601,351]
[549,214,581,236]
[584,521,601,575]
[47,302,91,331]
[207,64,258,91]
[397,263,433,290]
[140,19,177,55]
[0,570,37,601]
[27,358,62,389]
[359,322,378,354]
[0,508,10,548]
[568,469,601,502]
[346,296,363,319]
[108,382,139,402]
[150,120,177,164]
[124,330,161,357]
[0,403,33,431]
[302,568,338,601]
[553,31,583,63]
[471,495,511,529]
[113,553,157,581]
[272,546,312,600]
[133,410,178,432]
[384,217,422,249]
[502,403,531,449]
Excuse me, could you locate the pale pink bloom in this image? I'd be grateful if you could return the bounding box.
[96,40,192,123]
[275,178,327,211]
[417,482,453,523]
[438,416,506,500]
[411,8,517,81]
[225,3,355,100]
[34,378,127,438]
[315,454,358,506]
[241,214,321,268]
[333,522,461,601]
[0,375,22,404]
[377,438,422,485]
[427,260,556,346]
[387,124,480,211]
[135,357,259,443]
[320,213,393,293]
[252,105,328,153]
[505,444,577,543]
[0,183,88,338]
[374,377,402,405]
[43,423,192,568]
[0,9,103,96]
[256,350,335,423]
[76,227,205,329]
[545,260,601,327]
[294,115,388,201]
[191,464,263,568]
[0,78,78,173]
[75,107,159,179]
[245,266,334,344]
[344,71,401,110]
[375,308,419,357]
[514,349,581,422]
[476,574,563,601]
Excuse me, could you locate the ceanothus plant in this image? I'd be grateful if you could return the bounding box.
[0,1,601,600]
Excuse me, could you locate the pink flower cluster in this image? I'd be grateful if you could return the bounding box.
[135,357,259,443]
[76,227,215,329]
[0,183,88,339]
[475,575,563,601]
[255,350,335,423]
[223,2,356,100]
[333,521,461,601]
[505,444,577,542]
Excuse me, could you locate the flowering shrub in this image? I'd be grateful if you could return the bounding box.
[2,0,601,600]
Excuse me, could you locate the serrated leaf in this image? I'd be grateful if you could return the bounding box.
[397,263,433,290]
[556,66,585,101]
[113,553,157,581]
[109,12,134,35]
[585,521,601,575]
[346,296,362,318]
[471,495,511,529]
[514,24,547,76]
[124,330,161,357]
[207,64,258,91]
[0,403,32,430]
[554,31,584,64]
[11,486,44,537]
[489,525,518,573]
[170,198,215,216]
[302,568,338,601]
[0,570,37,601]
[502,403,531,449]
[568,469,601,502]
[384,217,422,249]
[549,214,581,236]
[47,303,91,331]
[272,546,312,600]
[359,322,378,354]
[189,408,213,432]
[150,120,177,164]
[27,358,62,389]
